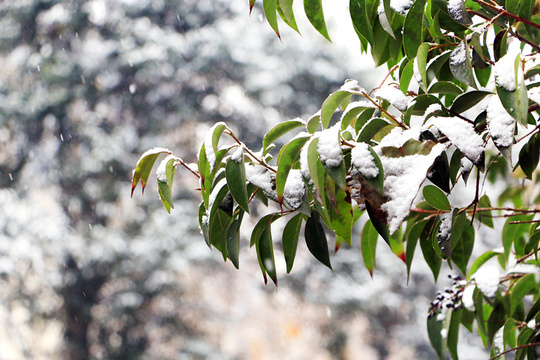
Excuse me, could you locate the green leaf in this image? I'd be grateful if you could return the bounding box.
[199,143,212,206]
[477,195,494,228]
[502,214,534,263]
[278,0,294,22]
[307,112,321,133]
[450,90,492,114]
[199,202,210,248]
[263,0,281,38]
[420,218,442,281]
[283,213,303,273]
[263,119,306,154]
[451,212,474,275]
[156,155,178,212]
[131,147,171,196]
[511,273,536,315]
[257,224,278,286]
[403,0,427,59]
[327,183,353,247]
[225,149,250,214]
[304,0,331,41]
[250,213,282,247]
[365,201,390,244]
[227,217,242,269]
[206,122,228,168]
[423,185,451,211]
[350,0,378,45]
[406,219,426,281]
[209,208,232,260]
[305,209,332,270]
[428,81,464,95]
[276,135,310,205]
[449,40,477,89]
[448,308,462,360]
[400,58,415,93]
[427,309,451,360]
[519,133,540,179]
[416,42,431,91]
[357,118,391,143]
[468,250,502,280]
[487,302,506,344]
[361,220,379,276]
[321,87,356,129]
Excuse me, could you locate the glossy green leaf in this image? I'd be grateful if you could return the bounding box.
[199,202,210,247]
[276,135,310,205]
[250,213,282,247]
[502,214,534,263]
[283,213,303,273]
[451,212,474,275]
[131,147,171,196]
[225,150,250,214]
[320,89,354,129]
[403,0,427,59]
[277,4,300,33]
[350,0,378,45]
[400,58,415,93]
[263,119,306,154]
[406,219,426,281]
[416,42,431,91]
[305,209,332,270]
[304,0,331,41]
[365,201,389,244]
[420,218,441,281]
[307,112,321,134]
[448,308,462,360]
[427,310,451,360]
[257,224,278,285]
[156,155,178,212]
[477,195,494,228]
[278,0,294,21]
[327,183,353,247]
[450,90,492,114]
[227,217,242,269]
[263,0,280,38]
[209,208,232,260]
[361,220,379,276]
[519,133,540,179]
[487,302,506,344]
[428,81,464,95]
[357,118,391,143]
[423,185,451,211]
[199,144,212,206]
[341,104,374,130]
[511,274,536,315]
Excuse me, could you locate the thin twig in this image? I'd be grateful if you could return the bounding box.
[472,0,540,30]
[490,341,540,359]
[359,91,408,129]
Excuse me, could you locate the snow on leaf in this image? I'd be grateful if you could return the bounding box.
[486,96,515,149]
[317,124,342,168]
[283,169,305,209]
[494,50,520,91]
[473,265,500,298]
[447,0,464,22]
[378,143,446,233]
[204,122,228,171]
[431,117,484,164]
[390,0,413,15]
[351,142,379,178]
[245,163,276,199]
[462,285,475,310]
[375,85,410,111]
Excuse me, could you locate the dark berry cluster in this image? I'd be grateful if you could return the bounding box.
[428,275,468,319]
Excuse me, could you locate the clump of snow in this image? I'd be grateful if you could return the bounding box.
[448,0,464,22]
[450,41,467,67]
[492,327,504,355]
[317,124,342,168]
[494,51,521,91]
[462,285,475,310]
[431,117,484,164]
[245,163,276,198]
[486,96,515,148]
[204,122,228,170]
[378,143,446,233]
[389,0,413,14]
[506,263,540,274]
[340,79,363,92]
[460,157,473,174]
[300,138,313,182]
[529,86,540,105]
[283,169,305,209]
[425,103,442,115]
[473,265,500,298]
[527,319,536,329]
[138,147,171,162]
[375,85,410,111]
[437,214,452,250]
[230,145,244,163]
[351,142,379,178]
[156,154,178,182]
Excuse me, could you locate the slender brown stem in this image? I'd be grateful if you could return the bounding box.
[472,0,540,30]
[360,91,408,129]
[371,63,400,94]
[178,160,201,178]
[224,130,276,173]
[490,342,540,359]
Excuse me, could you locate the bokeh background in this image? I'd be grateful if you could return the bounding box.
[0,1,487,359]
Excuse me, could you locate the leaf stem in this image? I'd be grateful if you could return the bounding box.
[224,129,276,173]
[490,341,540,359]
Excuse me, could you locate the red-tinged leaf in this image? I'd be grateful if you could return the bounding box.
[131,147,171,196]
[361,220,379,276]
[276,135,310,205]
[249,0,256,14]
[389,228,406,263]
